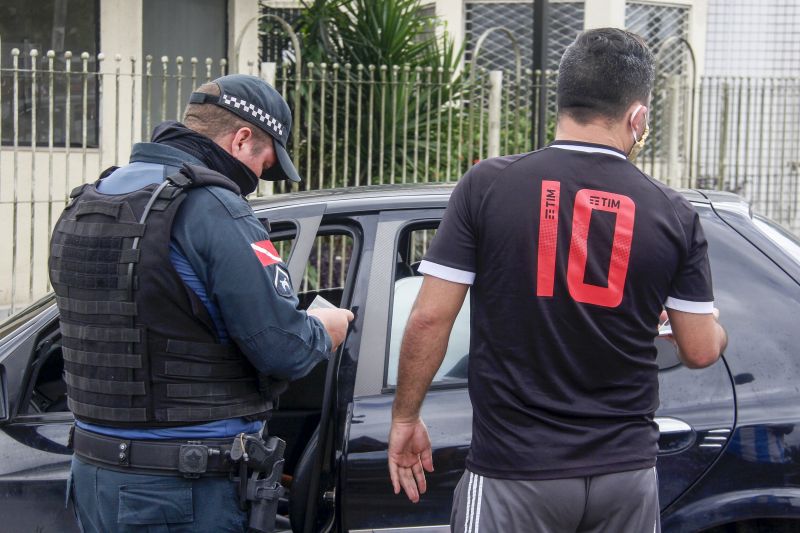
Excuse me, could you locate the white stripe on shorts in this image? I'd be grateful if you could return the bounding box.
[464,472,475,533]
[464,472,484,533]
[653,467,658,533]
[474,474,484,532]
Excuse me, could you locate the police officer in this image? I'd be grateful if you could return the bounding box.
[49,75,353,532]
[388,29,727,532]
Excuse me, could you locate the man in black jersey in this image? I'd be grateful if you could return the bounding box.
[388,28,727,532]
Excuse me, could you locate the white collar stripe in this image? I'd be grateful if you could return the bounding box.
[549,144,627,159]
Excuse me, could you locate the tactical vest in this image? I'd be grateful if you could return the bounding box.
[48,164,273,427]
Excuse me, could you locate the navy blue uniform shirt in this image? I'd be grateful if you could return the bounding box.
[78,142,331,440]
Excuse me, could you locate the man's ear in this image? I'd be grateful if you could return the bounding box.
[628,103,648,136]
[229,127,254,156]
[630,104,648,127]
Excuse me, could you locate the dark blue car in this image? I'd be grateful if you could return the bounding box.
[1,185,799,532]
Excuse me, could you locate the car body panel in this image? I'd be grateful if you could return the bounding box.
[0,185,797,532]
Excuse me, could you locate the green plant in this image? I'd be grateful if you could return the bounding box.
[270,0,469,189]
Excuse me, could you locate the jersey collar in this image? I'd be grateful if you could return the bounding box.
[548,140,627,160]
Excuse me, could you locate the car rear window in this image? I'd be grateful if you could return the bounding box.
[752,216,800,265]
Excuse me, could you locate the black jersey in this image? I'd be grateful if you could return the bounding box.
[420,140,714,480]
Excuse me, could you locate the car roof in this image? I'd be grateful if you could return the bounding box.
[250,183,730,214]
[250,183,457,213]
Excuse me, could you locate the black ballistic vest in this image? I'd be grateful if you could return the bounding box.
[48,164,272,427]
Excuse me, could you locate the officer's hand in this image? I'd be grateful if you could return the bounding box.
[308,308,354,351]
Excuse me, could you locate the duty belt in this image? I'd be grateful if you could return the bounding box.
[71,425,252,477]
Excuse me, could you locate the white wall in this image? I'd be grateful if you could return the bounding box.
[229,0,262,75]
[433,0,466,55]
[584,0,626,29]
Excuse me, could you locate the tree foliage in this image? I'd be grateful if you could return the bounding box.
[267,0,472,188]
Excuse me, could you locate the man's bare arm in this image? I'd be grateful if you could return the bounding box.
[389,275,468,502]
[392,275,469,421]
[666,308,727,369]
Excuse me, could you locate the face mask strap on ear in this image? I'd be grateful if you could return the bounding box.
[631,105,645,143]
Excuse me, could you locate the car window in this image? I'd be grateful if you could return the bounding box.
[752,216,800,265]
[386,276,471,387]
[297,230,355,308]
[259,219,355,307]
[385,226,470,388]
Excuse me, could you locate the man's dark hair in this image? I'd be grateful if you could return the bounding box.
[557,28,655,123]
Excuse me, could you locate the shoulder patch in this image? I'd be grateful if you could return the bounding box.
[205,186,253,219]
[274,266,293,297]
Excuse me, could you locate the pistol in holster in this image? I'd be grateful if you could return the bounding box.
[230,433,287,533]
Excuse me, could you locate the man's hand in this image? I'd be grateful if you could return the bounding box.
[308,307,354,350]
[388,418,434,503]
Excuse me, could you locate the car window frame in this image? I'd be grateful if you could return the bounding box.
[711,202,800,287]
[2,309,75,424]
[381,217,470,394]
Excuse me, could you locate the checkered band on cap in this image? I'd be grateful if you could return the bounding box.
[221,93,285,137]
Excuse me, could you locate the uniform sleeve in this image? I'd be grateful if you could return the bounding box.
[419,169,478,285]
[665,204,715,314]
[172,187,331,381]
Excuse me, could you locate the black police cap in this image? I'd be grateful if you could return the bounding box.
[189,74,301,182]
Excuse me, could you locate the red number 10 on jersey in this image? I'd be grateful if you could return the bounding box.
[536,180,636,308]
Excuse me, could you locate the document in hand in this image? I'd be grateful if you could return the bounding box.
[308,294,337,310]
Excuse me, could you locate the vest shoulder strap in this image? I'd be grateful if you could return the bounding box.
[69,183,90,199]
[168,163,241,196]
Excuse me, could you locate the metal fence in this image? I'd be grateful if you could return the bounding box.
[695,76,800,225]
[0,48,229,315]
[271,61,554,195]
[1,41,799,315]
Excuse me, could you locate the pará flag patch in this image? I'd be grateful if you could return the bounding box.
[251,240,282,267]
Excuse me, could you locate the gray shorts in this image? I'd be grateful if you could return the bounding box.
[450,466,660,533]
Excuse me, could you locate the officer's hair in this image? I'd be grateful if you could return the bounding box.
[183,82,272,150]
[557,28,654,124]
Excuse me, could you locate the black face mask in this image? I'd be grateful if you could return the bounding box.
[151,121,260,196]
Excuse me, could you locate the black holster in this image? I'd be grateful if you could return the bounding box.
[233,434,286,533]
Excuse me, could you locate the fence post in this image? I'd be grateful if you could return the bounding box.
[718,81,730,190]
[488,70,503,159]
[666,74,681,187]
[257,62,278,198]
[261,61,277,86]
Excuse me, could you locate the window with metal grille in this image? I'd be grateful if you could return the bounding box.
[705,0,800,77]
[625,2,691,166]
[417,3,438,44]
[260,3,303,65]
[625,2,689,76]
[464,1,585,74]
[0,0,100,147]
